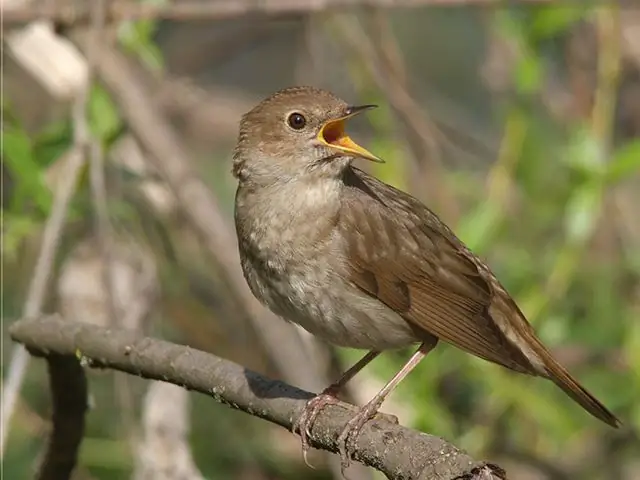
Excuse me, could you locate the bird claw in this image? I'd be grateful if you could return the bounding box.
[293,386,395,473]
[293,388,341,468]
[336,399,386,473]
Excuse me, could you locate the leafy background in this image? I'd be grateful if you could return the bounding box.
[3,3,640,480]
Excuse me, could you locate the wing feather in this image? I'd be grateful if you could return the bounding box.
[340,168,535,374]
[336,167,620,427]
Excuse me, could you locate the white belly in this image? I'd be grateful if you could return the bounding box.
[245,259,419,350]
[236,181,419,350]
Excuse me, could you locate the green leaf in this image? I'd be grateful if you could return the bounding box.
[2,128,52,214]
[117,0,165,73]
[606,140,640,183]
[564,184,602,243]
[515,52,543,94]
[88,85,122,141]
[118,19,164,72]
[34,119,73,168]
[530,6,588,39]
[1,213,40,261]
[2,127,33,163]
[564,126,606,178]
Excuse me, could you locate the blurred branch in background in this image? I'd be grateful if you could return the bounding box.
[83,0,142,451]
[1,0,92,456]
[72,37,329,394]
[3,0,557,27]
[10,315,507,480]
[332,12,459,220]
[1,133,87,456]
[133,382,205,480]
[69,33,367,478]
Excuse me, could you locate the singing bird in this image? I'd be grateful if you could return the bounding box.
[232,86,621,468]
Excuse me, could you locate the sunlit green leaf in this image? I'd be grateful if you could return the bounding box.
[564,184,602,242]
[530,6,588,39]
[606,140,640,183]
[34,119,73,167]
[2,128,52,214]
[88,85,123,142]
[2,127,32,164]
[117,0,166,73]
[515,52,543,94]
[1,213,40,261]
[564,126,607,178]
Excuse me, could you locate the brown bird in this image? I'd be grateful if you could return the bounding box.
[232,86,621,469]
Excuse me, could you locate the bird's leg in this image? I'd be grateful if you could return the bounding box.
[337,339,438,472]
[293,350,380,466]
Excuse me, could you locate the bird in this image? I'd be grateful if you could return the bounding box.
[231,85,621,470]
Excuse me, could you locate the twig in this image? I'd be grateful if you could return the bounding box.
[84,0,138,446]
[3,0,554,27]
[10,315,507,480]
[592,4,622,146]
[76,39,328,393]
[0,147,85,456]
[331,14,460,221]
[369,10,460,220]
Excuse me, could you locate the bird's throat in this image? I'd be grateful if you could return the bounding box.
[236,178,342,255]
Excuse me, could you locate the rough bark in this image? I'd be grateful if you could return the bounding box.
[10,315,506,480]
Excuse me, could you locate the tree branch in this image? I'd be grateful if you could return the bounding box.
[10,315,507,480]
[3,0,553,28]
[37,355,88,480]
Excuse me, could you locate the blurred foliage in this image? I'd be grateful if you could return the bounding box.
[2,4,639,480]
[343,5,639,479]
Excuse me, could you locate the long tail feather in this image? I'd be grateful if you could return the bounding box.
[544,357,621,428]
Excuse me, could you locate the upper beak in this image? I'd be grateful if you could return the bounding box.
[317,104,384,163]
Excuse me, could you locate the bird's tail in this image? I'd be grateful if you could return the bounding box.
[543,355,621,428]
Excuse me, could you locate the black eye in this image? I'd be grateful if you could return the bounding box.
[288,112,306,130]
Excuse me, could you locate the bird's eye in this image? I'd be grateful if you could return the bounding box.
[287,112,306,130]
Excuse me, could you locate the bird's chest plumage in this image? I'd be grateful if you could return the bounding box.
[236,187,340,329]
[234,182,419,350]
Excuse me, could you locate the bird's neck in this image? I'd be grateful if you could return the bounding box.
[235,176,343,255]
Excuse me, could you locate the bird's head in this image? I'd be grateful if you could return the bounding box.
[233,86,381,184]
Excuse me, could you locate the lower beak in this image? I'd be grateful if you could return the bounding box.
[317,105,384,163]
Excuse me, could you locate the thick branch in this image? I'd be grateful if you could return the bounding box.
[10,315,506,480]
[37,355,88,480]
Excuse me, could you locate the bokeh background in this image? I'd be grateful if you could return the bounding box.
[2,1,640,479]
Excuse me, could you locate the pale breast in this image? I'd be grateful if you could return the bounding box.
[240,233,419,350]
[235,179,420,350]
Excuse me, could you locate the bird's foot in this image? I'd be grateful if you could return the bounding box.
[293,386,341,468]
[336,397,386,473]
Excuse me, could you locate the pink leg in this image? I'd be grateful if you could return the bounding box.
[293,350,380,466]
[337,339,438,472]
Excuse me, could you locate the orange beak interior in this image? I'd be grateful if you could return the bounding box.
[318,119,383,163]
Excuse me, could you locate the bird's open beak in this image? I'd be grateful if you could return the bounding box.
[317,105,384,163]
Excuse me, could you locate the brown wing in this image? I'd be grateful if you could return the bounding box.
[340,168,535,374]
